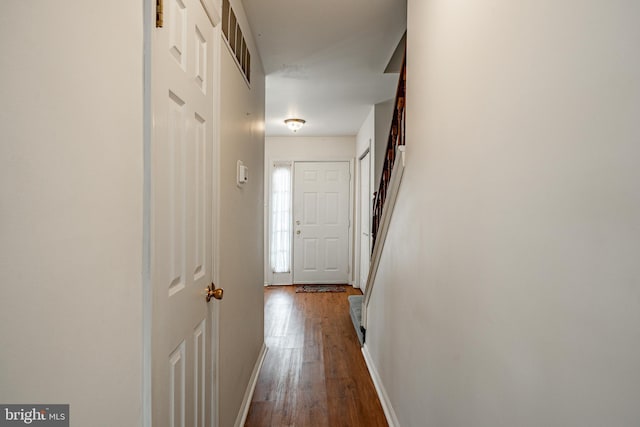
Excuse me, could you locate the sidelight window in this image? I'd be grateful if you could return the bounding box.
[270,162,292,273]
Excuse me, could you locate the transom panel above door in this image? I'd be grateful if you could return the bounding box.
[293,162,350,284]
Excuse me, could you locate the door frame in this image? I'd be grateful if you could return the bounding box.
[142,1,222,426]
[356,146,372,290]
[265,158,354,286]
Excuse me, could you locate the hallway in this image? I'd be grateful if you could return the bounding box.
[245,286,387,427]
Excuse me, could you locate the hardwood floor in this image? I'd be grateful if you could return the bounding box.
[244,285,388,427]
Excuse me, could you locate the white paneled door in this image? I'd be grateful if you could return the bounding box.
[293,162,350,284]
[151,1,217,426]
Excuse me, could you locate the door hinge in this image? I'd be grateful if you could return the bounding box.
[156,0,164,28]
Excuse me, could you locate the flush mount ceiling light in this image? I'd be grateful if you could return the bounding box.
[284,118,306,132]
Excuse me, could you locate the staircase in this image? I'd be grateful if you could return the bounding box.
[350,53,406,346]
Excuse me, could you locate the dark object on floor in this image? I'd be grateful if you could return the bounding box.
[296,285,346,293]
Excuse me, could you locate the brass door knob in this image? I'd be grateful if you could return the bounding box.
[206,283,224,302]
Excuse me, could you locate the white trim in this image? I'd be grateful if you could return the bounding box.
[355,144,372,290]
[199,0,221,27]
[362,146,405,328]
[142,1,153,426]
[233,344,268,427]
[211,21,223,427]
[348,158,355,285]
[271,272,292,286]
[362,344,400,427]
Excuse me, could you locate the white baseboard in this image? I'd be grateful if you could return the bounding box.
[233,343,268,427]
[362,344,400,427]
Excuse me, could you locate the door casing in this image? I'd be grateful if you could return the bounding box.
[358,148,372,291]
[266,158,354,286]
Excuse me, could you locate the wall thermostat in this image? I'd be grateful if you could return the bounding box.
[237,160,248,186]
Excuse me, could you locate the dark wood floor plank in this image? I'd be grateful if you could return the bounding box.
[244,285,388,427]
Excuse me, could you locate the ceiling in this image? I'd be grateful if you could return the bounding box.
[241,0,407,137]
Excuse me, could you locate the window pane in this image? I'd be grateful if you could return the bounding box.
[270,164,292,273]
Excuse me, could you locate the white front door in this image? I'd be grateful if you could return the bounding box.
[359,151,371,291]
[151,1,217,426]
[293,162,350,284]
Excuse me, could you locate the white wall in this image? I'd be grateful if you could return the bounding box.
[267,136,356,161]
[264,136,355,284]
[218,1,265,425]
[366,1,640,426]
[357,108,375,158]
[0,1,143,425]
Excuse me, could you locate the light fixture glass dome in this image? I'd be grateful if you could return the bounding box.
[284,118,305,132]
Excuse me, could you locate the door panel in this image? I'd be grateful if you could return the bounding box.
[325,238,339,270]
[293,162,350,283]
[151,0,216,426]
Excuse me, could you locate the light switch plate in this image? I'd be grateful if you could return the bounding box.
[237,160,248,187]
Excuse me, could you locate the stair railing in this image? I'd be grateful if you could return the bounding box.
[361,52,406,333]
[372,53,406,249]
